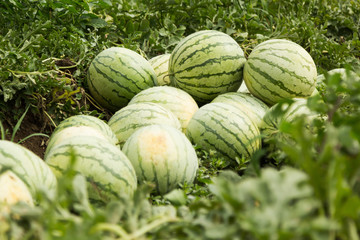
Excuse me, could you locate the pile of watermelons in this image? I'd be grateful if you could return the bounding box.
[1,29,358,208]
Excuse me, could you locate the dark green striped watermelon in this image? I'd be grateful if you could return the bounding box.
[122,124,198,195]
[0,140,57,201]
[244,39,317,105]
[169,30,246,104]
[87,47,158,111]
[45,136,137,204]
[186,102,261,163]
[128,86,199,132]
[108,102,181,147]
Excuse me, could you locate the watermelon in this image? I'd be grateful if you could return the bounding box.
[0,140,57,200]
[186,102,261,163]
[316,68,360,93]
[260,98,316,143]
[128,86,199,132]
[243,39,317,105]
[211,92,269,126]
[149,54,171,86]
[169,30,246,104]
[108,102,181,147]
[87,47,158,111]
[45,136,137,204]
[0,170,34,211]
[49,115,118,144]
[45,126,114,159]
[122,124,198,195]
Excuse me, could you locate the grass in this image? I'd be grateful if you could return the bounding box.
[0,0,360,239]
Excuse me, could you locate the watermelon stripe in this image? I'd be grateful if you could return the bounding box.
[244,75,277,104]
[151,160,161,192]
[250,56,313,86]
[0,150,34,184]
[49,150,133,187]
[110,108,173,124]
[175,69,242,86]
[247,61,309,96]
[211,108,258,153]
[176,42,241,67]
[192,116,251,157]
[213,94,266,121]
[175,83,235,103]
[256,44,315,66]
[86,175,119,198]
[257,49,313,71]
[171,32,228,66]
[93,57,142,95]
[87,78,122,110]
[136,141,147,184]
[116,52,157,86]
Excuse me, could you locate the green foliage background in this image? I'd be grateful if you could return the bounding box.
[0,0,360,239]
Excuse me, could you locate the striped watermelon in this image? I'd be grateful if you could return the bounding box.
[243,39,317,105]
[108,102,181,147]
[149,54,171,86]
[45,136,137,204]
[316,68,360,93]
[128,86,199,132]
[260,98,316,143]
[211,92,269,126]
[87,47,158,111]
[0,140,57,200]
[0,170,34,211]
[50,115,118,144]
[169,30,246,104]
[45,126,113,159]
[122,124,198,195]
[186,102,261,163]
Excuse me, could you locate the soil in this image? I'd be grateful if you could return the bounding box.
[3,113,50,159]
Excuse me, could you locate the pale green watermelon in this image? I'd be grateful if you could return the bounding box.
[211,92,269,126]
[45,136,137,204]
[108,102,181,147]
[128,86,199,132]
[0,170,34,210]
[122,124,198,195]
[0,140,57,200]
[149,54,171,86]
[186,102,261,163]
[244,39,317,105]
